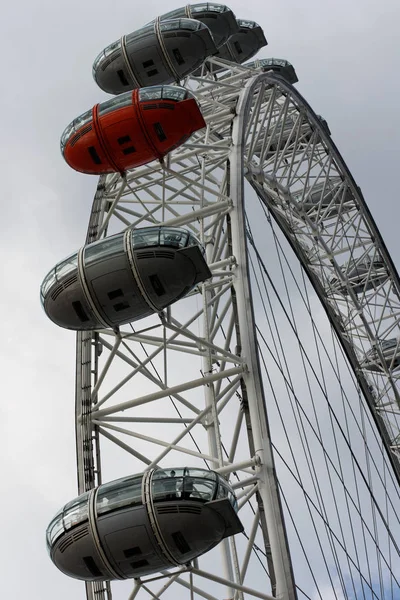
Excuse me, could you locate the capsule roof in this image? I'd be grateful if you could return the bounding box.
[195,18,267,76]
[93,18,216,94]
[155,3,239,47]
[245,58,298,84]
[60,86,204,175]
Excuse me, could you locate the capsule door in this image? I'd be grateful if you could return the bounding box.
[83,234,153,327]
[98,102,157,172]
[124,30,172,87]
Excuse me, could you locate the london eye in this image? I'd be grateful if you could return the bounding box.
[42,4,400,600]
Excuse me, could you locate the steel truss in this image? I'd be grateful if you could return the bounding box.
[75,59,400,600]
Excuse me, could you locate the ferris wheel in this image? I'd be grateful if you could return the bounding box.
[42,5,400,600]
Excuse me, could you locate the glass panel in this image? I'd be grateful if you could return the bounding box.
[139,86,163,101]
[179,18,201,31]
[160,228,188,248]
[97,474,143,515]
[237,19,257,28]
[152,468,185,480]
[63,491,90,531]
[60,122,75,152]
[161,86,187,101]
[126,24,154,42]
[131,227,160,249]
[40,268,57,300]
[161,8,185,19]
[229,491,238,511]
[187,232,201,247]
[104,39,121,58]
[186,468,216,480]
[55,252,79,280]
[46,507,64,550]
[84,233,124,266]
[382,339,398,350]
[182,476,216,501]
[72,110,93,133]
[188,232,206,256]
[216,483,227,499]
[152,473,184,502]
[160,20,181,32]
[260,58,288,67]
[192,3,225,13]
[98,93,132,116]
[93,50,105,72]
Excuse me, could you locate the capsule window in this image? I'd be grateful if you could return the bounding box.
[124,546,142,558]
[172,531,191,554]
[46,508,64,550]
[63,492,90,531]
[88,146,102,165]
[97,474,143,516]
[161,86,187,101]
[72,301,90,323]
[55,253,79,281]
[160,229,188,248]
[149,274,166,296]
[118,135,131,145]
[143,59,155,68]
[127,24,154,42]
[84,234,124,266]
[233,41,243,54]
[182,477,215,502]
[153,122,167,141]
[103,39,122,58]
[130,559,149,569]
[238,19,257,28]
[191,3,225,13]
[98,93,132,116]
[160,8,185,19]
[117,70,129,86]
[152,475,184,502]
[139,87,163,101]
[172,48,185,65]
[147,68,159,77]
[132,228,160,248]
[83,556,103,577]
[108,288,124,300]
[114,301,130,312]
[122,146,136,155]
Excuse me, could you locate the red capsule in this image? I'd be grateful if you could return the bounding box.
[61,85,205,174]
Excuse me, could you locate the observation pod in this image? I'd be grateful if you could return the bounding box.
[93,19,216,95]
[263,114,331,158]
[60,86,205,175]
[362,338,400,372]
[246,58,298,84]
[156,3,239,48]
[195,19,267,75]
[330,255,388,295]
[40,227,212,330]
[46,468,243,581]
[294,176,355,219]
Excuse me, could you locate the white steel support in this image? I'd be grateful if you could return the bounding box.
[202,234,236,596]
[228,74,297,600]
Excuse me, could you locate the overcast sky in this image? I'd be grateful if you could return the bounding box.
[0,1,399,598]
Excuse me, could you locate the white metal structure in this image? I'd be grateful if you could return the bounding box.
[74,59,400,600]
